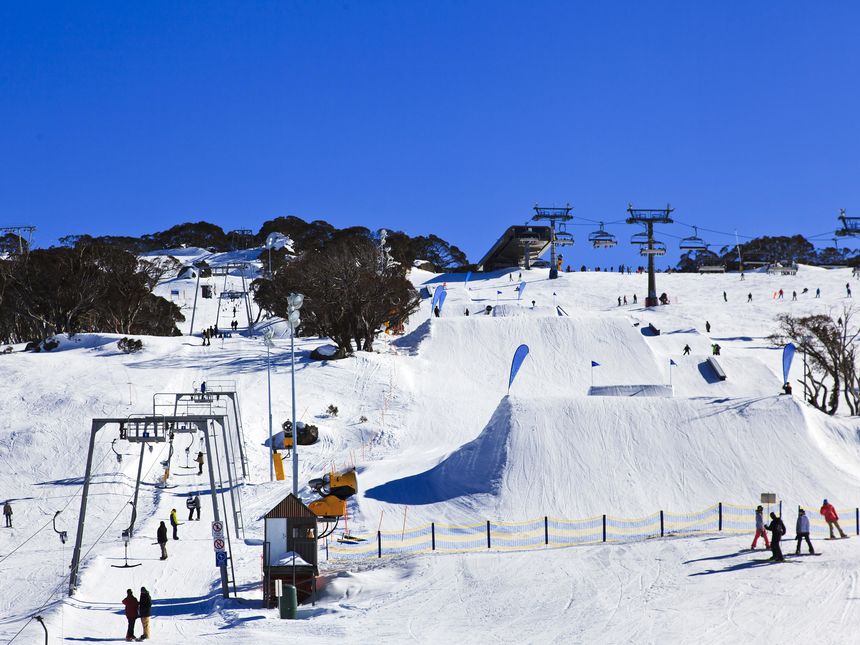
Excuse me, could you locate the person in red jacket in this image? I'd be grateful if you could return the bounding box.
[122,588,139,641]
[820,499,848,539]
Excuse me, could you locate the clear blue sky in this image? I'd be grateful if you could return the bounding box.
[1,1,858,266]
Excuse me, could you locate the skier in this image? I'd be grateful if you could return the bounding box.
[200,381,206,396]
[751,505,770,550]
[723,291,727,302]
[705,321,711,333]
[782,382,793,396]
[747,293,753,303]
[433,305,440,318]
[778,289,784,299]
[531,300,536,308]
[683,344,691,356]
[170,508,179,540]
[3,501,11,528]
[792,290,797,301]
[795,509,815,555]
[464,308,469,316]
[138,587,152,641]
[816,288,821,298]
[765,512,786,561]
[623,295,627,305]
[740,272,745,280]
[156,521,168,560]
[848,285,853,298]
[617,296,622,307]
[633,294,637,304]
[186,495,201,521]
[509,274,512,282]
[712,343,721,356]
[518,272,522,280]
[195,451,205,475]
[820,499,848,539]
[122,588,139,641]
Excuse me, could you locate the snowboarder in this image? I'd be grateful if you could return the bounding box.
[195,451,205,475]
[170,509,179,540]
[3,501,11,528]
[705,321,711,333]
[747,293,752,303]
[711,344,721,356]
[157,521,168,560]
[795,509,814,555]
[433,305,440,318]
[765,512,786,561]
[186,495,201,521]
[751,506,770,549]
[820,499,847,539]
[138,587,152,641]
[464,308,469,316]
[122,588,139,641]
[723,291,727,302]
[683,344,691,356]
[782,382,793,396]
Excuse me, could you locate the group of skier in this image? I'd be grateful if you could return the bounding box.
[752,499,848,562]
[122,587,152,641]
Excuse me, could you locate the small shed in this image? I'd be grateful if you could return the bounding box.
[177,265,197,279]
[262,493,319,607]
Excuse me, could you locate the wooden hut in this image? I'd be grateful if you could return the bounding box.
[262,493,319,607]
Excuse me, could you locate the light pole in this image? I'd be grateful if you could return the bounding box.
[802,334,812,402]
[286,293,304,496]
[263,329,275,481]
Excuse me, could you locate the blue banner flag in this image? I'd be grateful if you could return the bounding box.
[436,288,448,314]
[670,359,677,366]
[508,344,530,393]
[464,271,472,286]
[431,286,447,312]
[518,281,527,301]
[782,343,796,384]
[497,290,502,295]
[591,361,600,367]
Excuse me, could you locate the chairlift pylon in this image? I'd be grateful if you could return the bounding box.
[679,226,709,252]
[588,222,617,248]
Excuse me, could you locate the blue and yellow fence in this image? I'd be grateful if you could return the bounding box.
[329,502,860,560]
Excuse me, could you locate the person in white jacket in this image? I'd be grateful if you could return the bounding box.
[795,508,815,555]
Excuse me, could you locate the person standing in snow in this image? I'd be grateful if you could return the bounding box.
[195,451,205,475]
[122,588,139,641]
[795,509,814,554]
[683,344,691,355]
[138,587,152,641]
[633,294,637,304]
[705,321,711,333]
[157,521,168,560]
[816,287,821,298]
[847,283,853,298]
[170,509,179,540]
[3,501,11,527]
[433,305,440,318]
[623,295,628,305]
[751,506,770,550]
[792,290,797,301]
[723,291,727,302]
[617,296,622,306]
[464,308,469,316]
[765,512,786,561]
[820,499,847,539]
[747,293,752,303]
[186,495,201,521]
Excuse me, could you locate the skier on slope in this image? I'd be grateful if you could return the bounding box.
[765,512,786,561]
[795,509,815,555]
[122,588,139,641]
[683,344,691,356]
[723,291,727,302]
[195,451,205,475]
[3,501,11,528]
[138,587,152,641]
[747,293,753,303]
[820,499,848,539]
[751,505,770,550]
[705,321,711,333]
[170,509,179,540]
[186,495,201,521]
[433,305,440,318]
[157,521,168,560]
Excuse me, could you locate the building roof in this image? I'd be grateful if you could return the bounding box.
[263,493,317,520]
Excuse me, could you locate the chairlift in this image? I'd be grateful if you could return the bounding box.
[640,240,667,256]
[554,225,574,246]
[679,226,709,252]
[588,223,617,249]
[630,229,649,245]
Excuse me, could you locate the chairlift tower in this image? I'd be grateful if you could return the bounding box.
[626,204,674,307]
[0,225,35,254]
[532,204,573,279]
[228,229,254,251]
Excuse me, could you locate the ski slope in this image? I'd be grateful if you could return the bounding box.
[3,262,860,643]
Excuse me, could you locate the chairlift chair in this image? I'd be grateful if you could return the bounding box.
[588,223,617,248]
[640,240,667,256]
[630,229,649,245]
[554,228,575,246]
[679,226,709,252]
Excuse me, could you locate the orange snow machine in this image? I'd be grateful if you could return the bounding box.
[308,469,357,521]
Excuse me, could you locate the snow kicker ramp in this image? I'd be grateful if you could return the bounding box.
[366,394,860,523]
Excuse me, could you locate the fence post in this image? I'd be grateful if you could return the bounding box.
[660,510,664,537]
[544,516,549,546]
[602,514,607,542]
[718,502,723,531]
[377,530,382,559]
[486,521,491,549]
[431,522,436,550]
[856,508,858,536]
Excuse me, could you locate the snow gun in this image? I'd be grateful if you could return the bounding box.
[308,469,357,521]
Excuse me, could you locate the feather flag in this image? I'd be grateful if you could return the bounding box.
[782,343,796,385]
[508,344,530,393]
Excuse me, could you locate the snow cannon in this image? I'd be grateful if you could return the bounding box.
[282,420,319,448]
[307,469,357,521]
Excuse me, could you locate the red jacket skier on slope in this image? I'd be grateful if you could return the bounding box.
[820,500,848,539]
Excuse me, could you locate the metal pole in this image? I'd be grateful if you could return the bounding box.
[69,421,100,595]
[291,324,299,496]
[129,443,146,536]
[203,421,230,598]
[646,221,657,306]
[34,615,47,645]
[267,343,273,482]
[189,269,201,336]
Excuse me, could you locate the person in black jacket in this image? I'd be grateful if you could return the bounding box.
[765,512,786,561]
[157,521,168,560]
[186,495,201,521]
[138,587,152,641]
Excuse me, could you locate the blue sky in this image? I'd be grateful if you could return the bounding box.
[1,1,858,266]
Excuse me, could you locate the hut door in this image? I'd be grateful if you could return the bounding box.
[268,518,287,564]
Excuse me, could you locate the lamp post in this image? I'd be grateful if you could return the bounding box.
[286,293,304,496]
[802,334,812,402]
[263,329,275,481]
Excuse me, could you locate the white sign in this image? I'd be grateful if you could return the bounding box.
[213,538,225,552]
[211,521,224,537]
